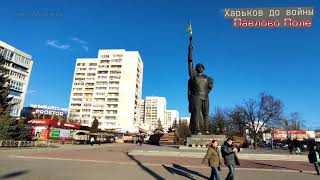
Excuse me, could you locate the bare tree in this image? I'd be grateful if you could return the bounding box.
[280,112,304,139]
[209,108,230,135]
[227,109,246,137]
[289,112,304,130]
[238,93,284,149]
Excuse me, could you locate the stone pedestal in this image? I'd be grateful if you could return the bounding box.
[186,134,226,147]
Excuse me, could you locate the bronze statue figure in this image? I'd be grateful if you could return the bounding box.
[187,23,214,134]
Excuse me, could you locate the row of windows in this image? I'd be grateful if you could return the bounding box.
[100,55,110,59]
[100,54,123,59]
[11,98,22,104]
[74,82,84,86]
[71,103,118,108]
[5,65,27,81]
[0,47,31,65]
[70,114,118,122]
[9,81,23,91]
[86,77,95,81]
[98,65,109,68]
[96,82,108,86]
[76,63,98,66]
[9,80,23,87]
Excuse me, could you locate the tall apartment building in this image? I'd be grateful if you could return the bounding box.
[164,110,179,132]
[144,96,166,131]
[0,41,33,117]
[68,49,143,133]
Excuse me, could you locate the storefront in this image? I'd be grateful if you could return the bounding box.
[28,119,80,140]
[273,130,306,141]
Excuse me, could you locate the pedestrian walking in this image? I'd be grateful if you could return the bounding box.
[90,137,95,146]
[202,140,222,180]
[308,145,320,175]
[288,143,293,154]
[61,137,65,145]
[296,147,301,154]
[136,135,140,145]
[140,135,144,146]
[221,137,240,180]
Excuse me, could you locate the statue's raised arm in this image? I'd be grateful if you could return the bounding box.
[188,36,196,79]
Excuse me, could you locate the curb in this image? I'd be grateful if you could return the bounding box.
[128,150,308,162]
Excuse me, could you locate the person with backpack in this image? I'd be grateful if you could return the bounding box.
[221,137,240,180]
[202,139,222,180]
[308,145,320,175]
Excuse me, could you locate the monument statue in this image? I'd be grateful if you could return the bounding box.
[187,22,214,135]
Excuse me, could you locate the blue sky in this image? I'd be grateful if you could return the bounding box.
[0,0,319,129]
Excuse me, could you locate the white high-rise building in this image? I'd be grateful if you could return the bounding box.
[164,110,179,132]
[0,41,33,117]
[68,49,143,133]
[144,96,166,131]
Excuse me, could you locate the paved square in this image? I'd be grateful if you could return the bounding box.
[0,144,319,180]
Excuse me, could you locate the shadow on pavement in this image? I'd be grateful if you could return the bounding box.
[252,162,303,172]
[172,163,208,179]
[162,165,196,180]
[125,152,165,180]
[0,170,29,179]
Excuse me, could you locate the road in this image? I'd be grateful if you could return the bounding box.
[0,143,319,180]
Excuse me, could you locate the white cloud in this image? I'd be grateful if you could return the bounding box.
[70,37,88,44]
[70,37,89,52]
[27,90,37,94]
[81,45,89,51]
[45,40,71,50]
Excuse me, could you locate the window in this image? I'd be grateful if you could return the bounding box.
[98,71,108,74]
[111,59,122,63]
[87,73,95,76]
[109,87,119,90]
[105,116,116,120]
[96,81,108,85]
[113,54,123,58]
[107,98,118,102]
[100,55,109,59]
[109,81,119,85]
[73,93,82,96]
[96,87,107,90]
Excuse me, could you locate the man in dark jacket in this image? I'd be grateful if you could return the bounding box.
[308,145,320,175]
[221,137,239,180]
[140,135,144,146]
